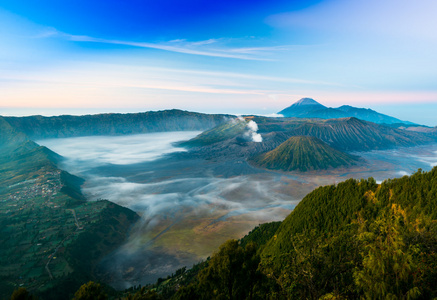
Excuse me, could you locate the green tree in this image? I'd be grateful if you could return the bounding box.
[198,240,243,299]
[172,284,199,300]
[73,281,107,300]
[196,239,264,299]
[354,205,421,299]
[123,287,162,300]
[10,287,36,300]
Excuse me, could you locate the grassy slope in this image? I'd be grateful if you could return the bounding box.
[253,136,358,172]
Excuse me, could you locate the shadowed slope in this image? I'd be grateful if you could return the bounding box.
[289,117,433,151]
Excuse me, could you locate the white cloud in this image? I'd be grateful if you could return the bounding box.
[262,113,284,118]
[47,31,283,61]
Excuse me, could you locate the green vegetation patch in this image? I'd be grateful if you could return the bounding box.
[0,118,139,299]
[253,135,359,172]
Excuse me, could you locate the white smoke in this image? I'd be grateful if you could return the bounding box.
[246,120,263,142]
[247,120,258,131]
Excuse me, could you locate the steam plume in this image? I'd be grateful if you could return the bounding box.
[245,120,262,142]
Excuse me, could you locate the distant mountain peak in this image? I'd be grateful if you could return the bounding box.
[278,99,415,125]
[293,98,325,107]
[278,98,326,117]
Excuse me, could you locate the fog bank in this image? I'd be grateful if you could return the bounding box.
[37,131,301,288]
[37,132,437,288]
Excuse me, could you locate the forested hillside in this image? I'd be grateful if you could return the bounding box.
[145,167,437,299]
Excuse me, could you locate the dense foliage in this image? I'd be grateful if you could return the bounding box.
[240,222,281,249]
[72,281,107,300]
[141,167,437,299]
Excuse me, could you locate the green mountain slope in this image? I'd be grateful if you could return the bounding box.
[152,167,437,300]
[4,109,232,139]
[0,116,32,151]
[253,136,358,172]
[0,117,60,189]
[258,168,437,298]
[0,118,139,299]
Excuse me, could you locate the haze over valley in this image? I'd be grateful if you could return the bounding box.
[37,131,302,287]
[35,111,437,288]
[2,98,437,298]
[2,0,437,298]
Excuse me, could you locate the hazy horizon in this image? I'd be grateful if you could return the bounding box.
[1,0,436,126]
[2,100,436,127]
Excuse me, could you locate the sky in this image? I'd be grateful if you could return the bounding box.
[1,0,436,125]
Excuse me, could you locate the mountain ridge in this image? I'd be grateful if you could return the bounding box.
[287,117,432,151]
[4,109,233,139]
[278,98,415,125]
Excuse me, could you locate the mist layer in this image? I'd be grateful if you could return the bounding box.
[37,131,302,288]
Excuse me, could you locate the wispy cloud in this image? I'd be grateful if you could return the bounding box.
[129,66,345,87]
[41,30,289,61]
[225,45,313,54]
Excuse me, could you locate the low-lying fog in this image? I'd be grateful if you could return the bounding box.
[38,133,437,289]
[38,132,303,288]
[350,144,437,182]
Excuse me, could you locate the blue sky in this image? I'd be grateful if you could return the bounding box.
[1,0,436,125]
